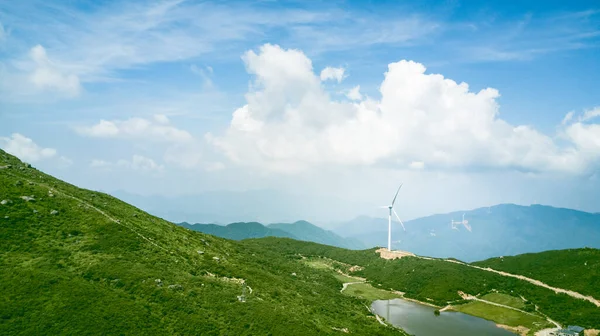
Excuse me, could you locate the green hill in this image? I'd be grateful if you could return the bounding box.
[242,238,600,330]
[179,220,365,250]
[473,248,600,301]
[0,150,398,335]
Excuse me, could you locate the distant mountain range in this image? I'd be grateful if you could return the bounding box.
[332,203,600,262]
[179,220,366,250]
[110,190,370,224]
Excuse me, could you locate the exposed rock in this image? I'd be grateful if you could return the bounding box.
[4,216,9,219]
[28,182,34,185]
[33,209,38,214]
[291,272,297,276]
[212,257,220,261]
[197,250,204,254]
[20,196,35,202]
[168,284,183,290]
[15,181,23,186]
[50,210,59,215]
[155,279,163,286]
[0,200,9,205]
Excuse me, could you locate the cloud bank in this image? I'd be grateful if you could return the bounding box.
[210,44,600,175]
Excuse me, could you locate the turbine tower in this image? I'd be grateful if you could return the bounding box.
[451,213,472,232]
[380,184,405,251]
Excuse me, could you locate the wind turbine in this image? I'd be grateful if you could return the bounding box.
[380,184,405,251]
[451,213,472,232]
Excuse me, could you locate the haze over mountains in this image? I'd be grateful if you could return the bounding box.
[180,220,365,250]
[178,204,600,263]
[334,204,600,262]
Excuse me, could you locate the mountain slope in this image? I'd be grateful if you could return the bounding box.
[268,220,365,249]
[178,220,365,250]
[473,248,600,301]
[0,150,397,335]
[179,221,296,240]
[243,238,600,330]
[335,204,600,261]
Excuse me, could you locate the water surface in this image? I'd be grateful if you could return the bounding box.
[372,298,516,336]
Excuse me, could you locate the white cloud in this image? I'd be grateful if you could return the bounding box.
[29,45,82,97]
[320,67,345,83]
[580,107,600,122]
[210,44,600,175]
[409,161,425,170]
[76,116,193,143]
[163,143,203,169]
[562,111,575,125]
[346,85,362,101]
[0,133,56,162]
[90,159,112,168]
[118,155,164,172]
[154,114,170,124]
[91,155,164,173]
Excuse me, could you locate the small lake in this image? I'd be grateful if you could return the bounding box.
[371,298,516,336]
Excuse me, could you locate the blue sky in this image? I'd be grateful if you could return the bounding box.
[1,0,599,222]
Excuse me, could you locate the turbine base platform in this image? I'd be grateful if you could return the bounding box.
[376,248,415,260]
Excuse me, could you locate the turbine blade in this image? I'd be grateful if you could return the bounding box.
[392,209,406,231]
[391,183,403,207]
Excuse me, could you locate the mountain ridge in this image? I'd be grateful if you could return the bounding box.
[179,220,365,250]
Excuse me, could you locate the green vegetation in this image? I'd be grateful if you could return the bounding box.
[0,150,398,335]
[243,238,600,330]
[474,248,600,300]
[453,301,552,331]
[342,283,402,301]
[480,293,526,309]
[334,273,361,283]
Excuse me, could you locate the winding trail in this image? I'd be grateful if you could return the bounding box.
[444,259,600,307]
[458,291,538,317]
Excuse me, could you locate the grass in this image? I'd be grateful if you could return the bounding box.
[0,149,400,336]
[305,260,334,270]
[342,283,403,301]
[480,293,526,309]
[334,273,361,283]
[453,301,552,331]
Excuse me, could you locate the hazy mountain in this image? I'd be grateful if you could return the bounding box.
[110,190,370,225]
[334,204,600,262]
[267,220,366,249]
[179,220,366,250]
[179,222,296,240]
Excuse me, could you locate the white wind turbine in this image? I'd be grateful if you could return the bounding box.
[380,184,405,251]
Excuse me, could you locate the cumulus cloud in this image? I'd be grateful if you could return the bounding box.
[320,66,345,83]
[91,155,164,173]
[209,44,600,175]
[346,85,362,101]
[29,45,82,97]
[0,133,56,162]
[76,115,193,143]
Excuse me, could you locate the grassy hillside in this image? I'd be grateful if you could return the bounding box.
[474,248,600,300]
[0,150,399,335]
[243,238,600,330]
